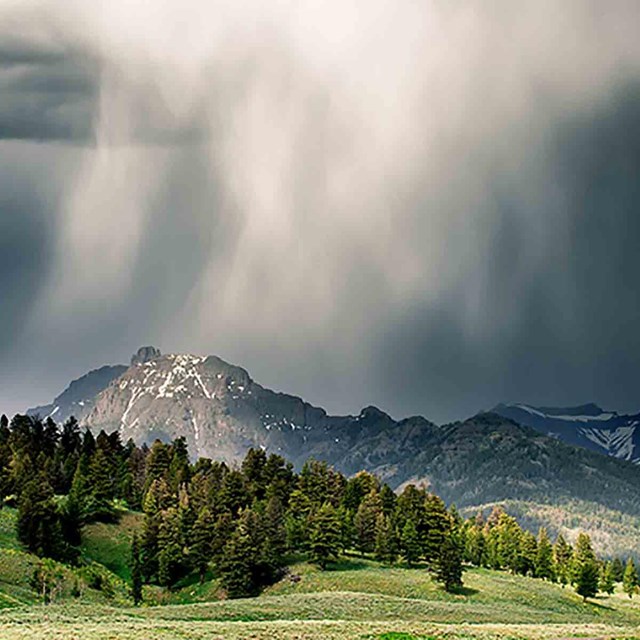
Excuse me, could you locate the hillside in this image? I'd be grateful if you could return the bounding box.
[1,555,640,639]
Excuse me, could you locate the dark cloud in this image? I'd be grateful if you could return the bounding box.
[371,81,640,422]
[0,39,97,142]
[0,164,55,354]
[1,1,640,425]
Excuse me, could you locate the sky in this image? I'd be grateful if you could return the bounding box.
[1,0,639,424]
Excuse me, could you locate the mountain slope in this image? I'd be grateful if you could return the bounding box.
[493,402,640,463]
[27,364,127,424]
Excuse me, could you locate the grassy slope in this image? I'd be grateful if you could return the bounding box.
[1,510,640,638]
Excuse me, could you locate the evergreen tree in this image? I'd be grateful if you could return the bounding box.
[553,534,573,587]
[309,502,341,569]
[434,530,464,592]
[422,494,452,566]
[534,528,555,581]
[157,507,186,588]
[517,530,537,576]
[354,489,382,554]
[191,507,215,583]
[496,513,522,573]
[219,517,257,598]
[623,558,638,598]
[17,473,66,560]
[400,519,422,567]
[572,533,599,602]
[612,557,625,582]
[261,496,287,567]
[87,448,116,521]
[130,532,143,605]
[599,561,615,596]
[464,524,486,567]
[374,513,397,564]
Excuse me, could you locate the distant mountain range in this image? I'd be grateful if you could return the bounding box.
[25,346,640,557]
[493,402,640,464]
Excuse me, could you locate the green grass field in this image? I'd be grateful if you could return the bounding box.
[0,508,638,639]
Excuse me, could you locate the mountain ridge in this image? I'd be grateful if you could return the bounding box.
[493,402,640,463]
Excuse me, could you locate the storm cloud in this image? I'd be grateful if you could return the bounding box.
[1,0,640,423]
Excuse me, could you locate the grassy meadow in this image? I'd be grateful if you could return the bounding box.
[0,508,638,639]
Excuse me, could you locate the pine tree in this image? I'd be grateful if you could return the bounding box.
[17,473,66,560]
[354,490,383,554]
[309,502,341,569]
[496,513,522,573]
[400,519,421,567]
[87,447,116,521]
[422,494,452,566]
[599,561,615,595]
[612,557,625,582]
[191,507,215,583]
[464,524,486,567]
[219,517,257,598]
[534,528,555,581]
[374,513,397,564]
[623,558,638,598]
[157,507,186,588]
[434,530,464,592]
[572,533,599,602]
[553,534,573,587]
[130,532,143,605]
[517,530,537,576]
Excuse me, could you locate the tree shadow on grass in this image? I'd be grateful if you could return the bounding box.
[447,585,479,596]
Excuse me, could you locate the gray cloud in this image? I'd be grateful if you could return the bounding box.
[1,1,640,423]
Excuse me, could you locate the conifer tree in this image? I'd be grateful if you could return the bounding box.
[374,513,397,564]
[87,447,116,521]
[496,513,522,573]
[309,502,341,569]
[599,561,615,595]
[219,517,257,598]
[354,490,383,554]
[262,496,287,566]
[130,532,143,605]
[157,507,186,588]
[553,534,573,587]
[517,530,538,576]
[465,524,486,567]
[623,558,638,598]
[572,533,599,601]
[434,530,464,592]
[17,473,66,560]
[400,519,422,567]
[534,528,555,581]
[612,557,625,582]
[423,494,452,566]
[191,507,215,583]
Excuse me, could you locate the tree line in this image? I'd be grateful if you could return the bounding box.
[0,413,637,602]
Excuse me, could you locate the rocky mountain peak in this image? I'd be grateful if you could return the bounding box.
[131,346,162,366]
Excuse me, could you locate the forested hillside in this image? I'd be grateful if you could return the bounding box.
[0,412,635,608]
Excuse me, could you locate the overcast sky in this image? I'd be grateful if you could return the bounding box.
[1,0,639,423]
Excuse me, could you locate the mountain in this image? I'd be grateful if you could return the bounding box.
[27,364,127,424]
[27,347,640,557]
[493,402,640,464]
